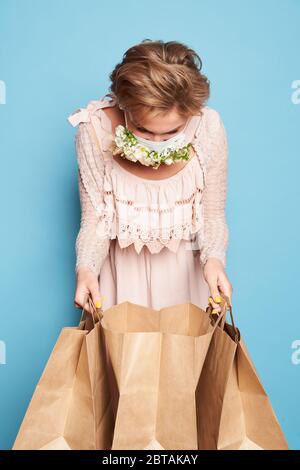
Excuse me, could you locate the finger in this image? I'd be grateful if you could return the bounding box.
[218,276,233,306]
[74,289,92,314]
[208,301,222,313]
[89,281,103,310]
[207,281,223,312]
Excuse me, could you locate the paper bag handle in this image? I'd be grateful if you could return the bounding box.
[206,295,228,331]
[206,293,240,342]
[79,293,104,326]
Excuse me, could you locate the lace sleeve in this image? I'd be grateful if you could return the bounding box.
[199,110,229,268]
[74,123,111,278]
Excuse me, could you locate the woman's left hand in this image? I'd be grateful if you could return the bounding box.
[203,257,233,312]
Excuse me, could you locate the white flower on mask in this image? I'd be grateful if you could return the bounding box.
[111,124,192,169]
[133,145,148,161]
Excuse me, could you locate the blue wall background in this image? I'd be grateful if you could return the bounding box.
[0,0,299,450]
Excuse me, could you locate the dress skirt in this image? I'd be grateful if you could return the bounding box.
[98,238,210,312]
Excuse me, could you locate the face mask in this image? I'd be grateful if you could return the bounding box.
[124,112,191,153]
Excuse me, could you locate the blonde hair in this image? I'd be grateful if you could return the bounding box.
[105,39,210,121]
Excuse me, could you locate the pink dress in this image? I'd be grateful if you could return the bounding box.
[67,95,229,312]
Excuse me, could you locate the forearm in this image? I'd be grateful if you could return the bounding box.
[199,109,229,269]
[74,123,111,278]
[200,217,229,268]
[75,224,110,278]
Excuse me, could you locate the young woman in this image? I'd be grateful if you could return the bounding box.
[68,39,232,315]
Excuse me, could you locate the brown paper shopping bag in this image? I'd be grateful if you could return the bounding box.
[100,300,228,450]
[13,295,114,450]
[196,294,289,450]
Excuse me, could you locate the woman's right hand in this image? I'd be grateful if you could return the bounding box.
[74,267,103,315]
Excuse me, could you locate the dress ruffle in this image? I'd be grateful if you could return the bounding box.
[101,154,206,254]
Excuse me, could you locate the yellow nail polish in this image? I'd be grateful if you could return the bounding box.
[208,297,214,304]
[214,296,222,303]
[95,300,102,308]
[212,308,219,314]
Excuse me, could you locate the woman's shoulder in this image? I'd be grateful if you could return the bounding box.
[194,105,227,150]
[67,94,117,131]
[199,105,225,130]
[67,94,119,156]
